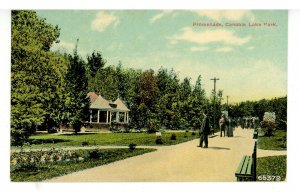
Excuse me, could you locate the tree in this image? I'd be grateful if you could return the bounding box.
[65,41,90,134]
[179,77,192,101]
[133,69,159,131]
[11,11,67,145]
[193,75,206,101]
[86,51,106,77]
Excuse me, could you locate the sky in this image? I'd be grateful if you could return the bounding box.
[36,10,287,103]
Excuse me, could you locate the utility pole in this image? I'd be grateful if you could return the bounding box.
[210,77,219,132]
[227,96,229,110]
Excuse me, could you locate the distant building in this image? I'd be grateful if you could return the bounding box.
[87,92,130,127]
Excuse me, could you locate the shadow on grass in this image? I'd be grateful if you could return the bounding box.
[28,138,71,144]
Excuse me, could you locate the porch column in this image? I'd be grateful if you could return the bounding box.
[106,111,109,123]
[90,110,92,123]
[97,110,100,123]
[116,112,120,122]
[127,112,129,123]
[109,112,112,124]
[124,112,126,123]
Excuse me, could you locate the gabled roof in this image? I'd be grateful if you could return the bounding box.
[113,98,130,112]
[87,92,98,103]
[90,94,112,110]
[88,92,130,112]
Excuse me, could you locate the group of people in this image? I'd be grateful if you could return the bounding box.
[199,110,234,148]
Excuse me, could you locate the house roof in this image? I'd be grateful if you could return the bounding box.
[114,98,130,112]
[87,92,98,103]
[90,94,112,110]
[88,92,130,112]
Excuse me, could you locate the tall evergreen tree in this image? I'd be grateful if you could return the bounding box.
[86,51,106,77]
[65,40,90,134]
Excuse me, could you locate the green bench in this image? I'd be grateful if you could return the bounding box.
[235,142,257,181]
[235,156,253,181]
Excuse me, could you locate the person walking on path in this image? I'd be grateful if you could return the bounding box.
[219,115,226,137]
[226,117,234,137]
[199,109,211,148]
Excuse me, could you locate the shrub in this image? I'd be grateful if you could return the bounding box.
[184,130,188,138]
[82,141,89,146]
[11,162,39,172]
[191,132,196,136]
[155,137,163,144]
[171,133,176,140]
[261,120,277,137]
[128,143,137,150]
[148,119,159,133]
[88,149,101,159]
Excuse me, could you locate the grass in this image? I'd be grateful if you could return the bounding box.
[11,148,155,182]
[256,155,286,181]
[17,132,198,149]
[258,130,287,150]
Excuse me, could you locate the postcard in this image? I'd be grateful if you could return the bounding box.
[10,10,287,182]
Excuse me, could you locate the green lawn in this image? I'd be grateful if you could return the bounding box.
[256,155,286,181]
[258,130,287,150]
[20,131,198,149]
[11,148,155,182]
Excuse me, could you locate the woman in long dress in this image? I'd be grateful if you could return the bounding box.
[227,117,234,137]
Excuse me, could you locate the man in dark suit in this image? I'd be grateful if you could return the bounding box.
[199,109,211,148]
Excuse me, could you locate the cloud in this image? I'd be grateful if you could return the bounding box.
[150,10,173,24]
[51,40,75,53]
[215,47,233,52]
[190,46,209,52]
[169,27,251,46]
[51,40,88,57]
[193,10,254,21]
[91,11,119,32]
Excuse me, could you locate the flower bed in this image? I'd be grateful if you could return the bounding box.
[10,148,156,181]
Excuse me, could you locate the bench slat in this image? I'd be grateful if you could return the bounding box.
[241,156,250,175]
[235,156,246,174]
[246,158,253,175]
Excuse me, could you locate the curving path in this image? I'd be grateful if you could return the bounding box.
[47,127,255,182]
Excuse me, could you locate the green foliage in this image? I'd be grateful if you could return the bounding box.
[230,97,287,130]
[258,130,287,150]
[260,120,277,136]
[155,136,163,144]
[171,133,177,140]
[148,118,160,133]
[81,141,89,146]
[128,143,137,150]
[86,51,106,77]
[88,149,101,159]
[20,132,198,149]
[11,148,155,181]
[11,11,68,145]
[65,44,90,133]
[256,155,286,181]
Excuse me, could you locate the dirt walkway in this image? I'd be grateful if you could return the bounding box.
[257,149,287,158]
[47,127,255,182]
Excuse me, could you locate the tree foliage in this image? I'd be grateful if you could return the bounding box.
[64,43,90,134]
[11,11,67,145]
